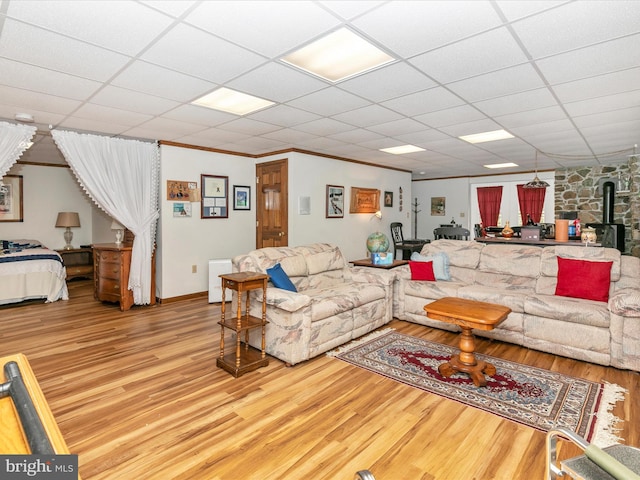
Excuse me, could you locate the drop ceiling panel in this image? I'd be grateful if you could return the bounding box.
[473,88,558,117]
[4,0,175,56]
[551,68,640,104]
[161,104,237,126]
[111,61,217,102]
[381,87,466,117]
[535,35,640,85]
[352,1,503,57]
[184,1,341,58]
[564,89,640,117]
[227,62,327,103]
[446,64,546,103]
[0,85,81,114]
[0,57,101,100]
[332,104,404,128]
[511,1,640,59]
[414,105,488,128]
[90,86,180,116]
[287,87,371,116]
[292,117,358,136]
[0,20,131,82]
[494,106,568,129]
[216,118,283,136]
[337,62,436,103]
[409,27,529,84]
[140,23,266,84]
[248,105,320,128]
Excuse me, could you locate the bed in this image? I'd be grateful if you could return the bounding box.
[0,240,69,305]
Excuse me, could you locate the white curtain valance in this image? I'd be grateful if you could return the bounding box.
[51,129,160,304]
[0,121,37,178]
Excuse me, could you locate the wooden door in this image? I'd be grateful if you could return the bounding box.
[256,159,288,248]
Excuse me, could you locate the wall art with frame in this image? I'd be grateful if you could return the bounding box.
[233,185,251,211]
[326,185,344,218]
[349,187,380,214]
[201,174,228,218]
[431,196,445,216]
[0,175,23,222]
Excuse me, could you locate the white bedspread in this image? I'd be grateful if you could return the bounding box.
[0,247,69,305]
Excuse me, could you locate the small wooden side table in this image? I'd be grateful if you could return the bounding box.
[56,247,93,280]
[218,272,269,377]
[424,297,511,387]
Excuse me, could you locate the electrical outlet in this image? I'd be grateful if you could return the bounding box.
[192,265,197,273]
[460,212,465,217]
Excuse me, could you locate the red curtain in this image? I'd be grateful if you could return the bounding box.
[477,186,503,226]
[517,184,546,223]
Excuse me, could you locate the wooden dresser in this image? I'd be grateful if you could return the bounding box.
[92,243,134,311]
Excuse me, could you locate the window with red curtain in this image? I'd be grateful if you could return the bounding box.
[477,186,503,226]
[517,184,546,223]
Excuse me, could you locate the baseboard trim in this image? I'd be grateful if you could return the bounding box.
[158,291,208,304]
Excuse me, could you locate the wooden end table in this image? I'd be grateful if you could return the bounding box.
[350,258,409,269]
[218,272,269,377]
[424,297,511,387]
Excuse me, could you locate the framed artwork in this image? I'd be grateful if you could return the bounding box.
[201,174,228,218]
[167,180,197,201]
[233,185,251,210]
[326,185,344,218]
[431,196,445,216]
[349,187,380,214]
[173,202,192,217]
[384,191,393,207]
[0,175,23,222]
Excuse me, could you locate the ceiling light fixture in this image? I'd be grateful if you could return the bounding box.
[192,87,274,116]
[459,129,514,144]
[281,27,395,83]
[380,145,425,155]
[483,162,518,169]
[523,151,550,189]
[15,113,34,123]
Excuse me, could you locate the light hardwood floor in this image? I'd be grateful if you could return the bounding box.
[1,280,638,480]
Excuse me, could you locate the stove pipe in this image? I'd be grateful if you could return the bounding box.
[602,181,615,224]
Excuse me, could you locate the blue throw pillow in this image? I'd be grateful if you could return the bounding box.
[410,251,451,280]
[266,263,297,292]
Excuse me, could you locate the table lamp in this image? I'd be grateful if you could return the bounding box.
[55,212,80,250]
[111,220,124,245]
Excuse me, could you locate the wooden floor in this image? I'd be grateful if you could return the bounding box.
[1,280,638,480]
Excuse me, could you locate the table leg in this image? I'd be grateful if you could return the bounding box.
[438,326,497,387]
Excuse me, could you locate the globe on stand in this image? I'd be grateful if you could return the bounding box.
[366,232,390,254]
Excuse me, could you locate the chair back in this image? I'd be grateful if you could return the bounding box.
[433,227,470,240]
[390,222,405,245]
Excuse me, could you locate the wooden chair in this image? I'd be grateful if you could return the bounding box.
[433,226,470,240]
[390,222,426,260]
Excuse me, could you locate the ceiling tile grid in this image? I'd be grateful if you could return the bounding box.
[0,0,637,179]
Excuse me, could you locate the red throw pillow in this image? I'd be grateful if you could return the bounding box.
[555,257,613,302]
[409,260,436,281]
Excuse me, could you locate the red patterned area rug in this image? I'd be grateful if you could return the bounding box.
[328,329,626,447]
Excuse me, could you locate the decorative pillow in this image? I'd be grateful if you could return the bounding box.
[409,260,436,281]
[555,257,613,302]
[410,251,450,280]
[266,263,297,292]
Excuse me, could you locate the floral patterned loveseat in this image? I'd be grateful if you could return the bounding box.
[232,243,395,366]
[393,239,640,372]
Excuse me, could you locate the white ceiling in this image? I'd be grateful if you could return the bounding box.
[1,0,639,179]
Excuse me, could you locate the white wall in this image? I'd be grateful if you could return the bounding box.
[0,163,97,249]
[158,145,257,299]
[412,171,555,240]
[259,151,413,261]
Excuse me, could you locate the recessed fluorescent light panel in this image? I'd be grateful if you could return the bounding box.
[281,28,395,82]
[459,129,514,144]
[380,145,425,155]
[483,162,519,169]
[192,87,274,115]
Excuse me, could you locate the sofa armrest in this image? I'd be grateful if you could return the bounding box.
[265,288,312,312]
[347,266,396,286]
[609,288,640,317]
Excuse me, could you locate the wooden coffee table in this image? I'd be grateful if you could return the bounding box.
[424,297,511,387]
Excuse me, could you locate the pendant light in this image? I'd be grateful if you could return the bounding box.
[523,151,550,189]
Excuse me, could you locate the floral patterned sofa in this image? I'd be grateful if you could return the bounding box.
[232,243,395,366]
[393,239,640,372]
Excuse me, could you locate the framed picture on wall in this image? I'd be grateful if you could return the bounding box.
[349,187,380,214]
[384,191,393,207]
[431,196,445,216]
[201,174,228,218]
[326,185,344,218]
[233,185,251,210]
[0,175,23,222]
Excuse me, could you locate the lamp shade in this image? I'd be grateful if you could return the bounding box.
[110,220,124,230]
[55,212,80,228]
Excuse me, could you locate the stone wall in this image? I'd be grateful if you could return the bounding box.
[554,155,639,256]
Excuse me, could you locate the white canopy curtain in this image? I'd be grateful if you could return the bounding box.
[0,121,37,178]
[51,129,159,305]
